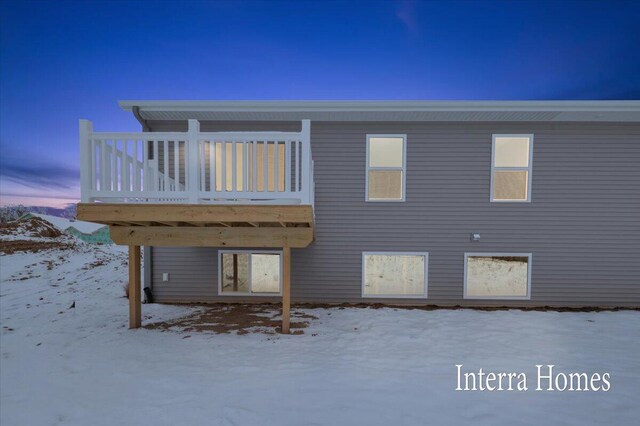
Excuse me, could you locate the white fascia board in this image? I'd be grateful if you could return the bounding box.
[118,100,640,122]
[119,100,640,113]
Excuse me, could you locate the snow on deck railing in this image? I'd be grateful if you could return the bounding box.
[79,119,313,205]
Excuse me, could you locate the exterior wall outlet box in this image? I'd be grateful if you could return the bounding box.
[162,273,170,282]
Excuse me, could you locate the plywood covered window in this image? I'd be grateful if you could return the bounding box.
[219,250,282,295]
[464,253,532,300]
[366,135,406,201]
[362,252,428,298]
[491,135,533,202]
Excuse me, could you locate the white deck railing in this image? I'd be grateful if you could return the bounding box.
[79,119,313,205]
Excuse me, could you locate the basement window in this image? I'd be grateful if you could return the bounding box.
[464,253,532,299]
[366,135,406,201]
[218,250,282,295]
[362,252,428,298]
[491,135,533,202]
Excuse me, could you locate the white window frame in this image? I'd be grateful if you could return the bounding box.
[490,134,534,203]
[365,134,407,202]
[463,252,532,300]
[361,251,429,299]
[217,249,283,296]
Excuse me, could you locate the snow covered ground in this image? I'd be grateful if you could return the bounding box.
[1,238,639,425]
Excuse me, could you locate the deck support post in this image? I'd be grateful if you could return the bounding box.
[282,246,291,334]
[129,245,142,329]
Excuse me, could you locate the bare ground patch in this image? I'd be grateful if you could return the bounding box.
[0,240,76,255]
[293,302,639,312]
[145,304,317,335]
[0,217,63,239]
[0,218,77,254]
[143,302,636,337]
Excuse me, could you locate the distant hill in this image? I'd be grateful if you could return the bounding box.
[29,206,72,217]
[0,204,76,223]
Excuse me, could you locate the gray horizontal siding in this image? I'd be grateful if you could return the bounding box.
[149,121,640,307]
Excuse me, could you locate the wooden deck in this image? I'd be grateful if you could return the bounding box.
[77,203,314,247]
[77,203,314,333]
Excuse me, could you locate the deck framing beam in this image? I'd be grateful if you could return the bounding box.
[110,226,313,248]
[77,203,313,226]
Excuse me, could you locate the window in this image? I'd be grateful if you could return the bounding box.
[362,252,428,298]
[366,135,406,201]
[464,253,532,300]
[218,250,282,295]
[491,134,533,202]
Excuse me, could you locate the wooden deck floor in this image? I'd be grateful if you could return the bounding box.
[77,203,314,247]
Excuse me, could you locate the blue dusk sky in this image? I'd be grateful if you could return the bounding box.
[1,0,639,208]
